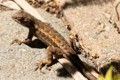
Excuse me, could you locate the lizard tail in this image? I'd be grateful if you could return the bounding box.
[66,51,97,80]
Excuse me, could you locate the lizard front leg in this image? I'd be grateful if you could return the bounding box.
[11,28,34,45]
[35,46,63,71]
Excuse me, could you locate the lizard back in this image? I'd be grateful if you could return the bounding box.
[35,20,72,55]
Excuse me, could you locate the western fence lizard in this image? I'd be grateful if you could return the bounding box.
[12,10,97,80]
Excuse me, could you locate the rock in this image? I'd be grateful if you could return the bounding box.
[63,0,120,74]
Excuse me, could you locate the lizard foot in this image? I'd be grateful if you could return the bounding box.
[11,39,23,45]
[11,39,31,45]
[35,60,52,71]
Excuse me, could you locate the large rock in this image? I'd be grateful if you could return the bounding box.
[63,0,120,74]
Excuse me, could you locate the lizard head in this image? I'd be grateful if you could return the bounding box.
[12,10,35,28]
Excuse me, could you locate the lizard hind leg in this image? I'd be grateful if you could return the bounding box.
[69,31,82,54]
[35,46,63,71]
[69,32,89,57]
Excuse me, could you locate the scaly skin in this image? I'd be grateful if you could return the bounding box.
[12,10,97,80]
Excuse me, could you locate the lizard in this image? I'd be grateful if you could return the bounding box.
[12,10,97,80]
